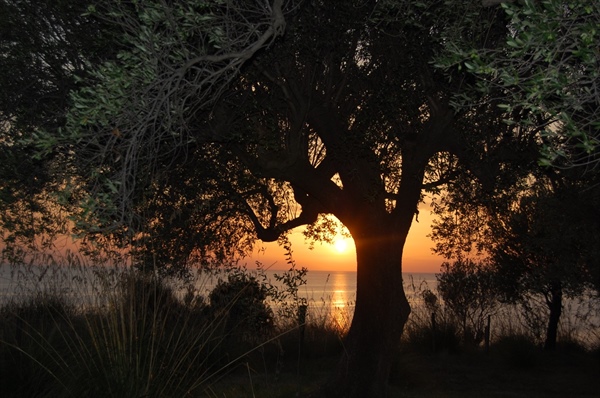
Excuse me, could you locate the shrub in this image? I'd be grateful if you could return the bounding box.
[209,268,274,343]
[403,314,461,354]
[437,259,499,345]
[0,292,77,398]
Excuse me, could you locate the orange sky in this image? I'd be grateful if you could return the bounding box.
[246,201,444,274]
[7,201,443,274]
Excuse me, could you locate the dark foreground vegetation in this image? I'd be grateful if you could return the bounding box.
[206,340,600,398]
[1,264,598,398]
[2,1,599,395]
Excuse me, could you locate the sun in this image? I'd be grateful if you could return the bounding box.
[333,238,348,253]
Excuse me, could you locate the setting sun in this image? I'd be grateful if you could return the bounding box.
[333,238,349,253]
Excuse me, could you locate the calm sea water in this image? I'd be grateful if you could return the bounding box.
[2,264,597,345]
[285,270,436,305]
[193,269,437,305]
[194,269,438,330]
[0,263,435,309]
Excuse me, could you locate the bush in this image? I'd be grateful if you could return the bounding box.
[403,315,461,354]
[437,259,499,345]
[209,269,274,342]
[0,292,78,398]
[113,271,185,326]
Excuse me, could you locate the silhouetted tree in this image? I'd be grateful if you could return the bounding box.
[0,0,116,260]
[56,3,516,395]
[490,181,600,349]
[5,0,593,395]
[432,168,600,350]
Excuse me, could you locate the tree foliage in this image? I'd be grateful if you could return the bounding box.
[0,0,117,260]
[431,159,600,349]
[436,0,600,170]
[49,0,288,234]
[43,1,517,255]
[0,0,114,134]
[4,0,594,394]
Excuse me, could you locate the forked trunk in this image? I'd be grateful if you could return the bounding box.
[316,230,411,398]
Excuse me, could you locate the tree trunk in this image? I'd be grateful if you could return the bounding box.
[314,227,411,398]
[544,283,562,350]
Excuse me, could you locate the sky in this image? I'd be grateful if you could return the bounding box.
[246,200,445,274]
[7,200,444,274]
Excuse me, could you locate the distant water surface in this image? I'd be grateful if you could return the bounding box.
[196,269,437,306]
[2,264,597,346]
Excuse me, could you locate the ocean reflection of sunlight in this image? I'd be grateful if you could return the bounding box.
[321,272,355,332]
[331,290,346,308]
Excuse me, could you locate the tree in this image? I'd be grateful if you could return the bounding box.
[430,2,600,343]
[431,164,600,349]
[438,0,600,170]
[53,2,528,395]
[0,0,117,261]
[490,180,600,349]
[5,1,557,396]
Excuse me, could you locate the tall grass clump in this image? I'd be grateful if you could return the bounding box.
[402,276,461,353]
[0,290,78,397]
[301,296,349,358]
[0,259,274,398]
[62,270,222,398]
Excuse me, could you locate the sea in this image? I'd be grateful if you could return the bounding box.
[1,263,597,346]
[0,263,436,313]
[189,269,437,307]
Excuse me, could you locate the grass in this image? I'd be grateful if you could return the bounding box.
[1,261,599,397]
[0,268,226,397]
[187,339,600,398]
[201,339,600,398]
[388,340,600,398]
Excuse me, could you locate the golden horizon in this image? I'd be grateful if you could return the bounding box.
[248,202,444,274]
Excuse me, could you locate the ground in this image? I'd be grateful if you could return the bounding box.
[202,344,600,398]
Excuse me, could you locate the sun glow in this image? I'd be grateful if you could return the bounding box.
[249,200,443,272]
[333,238,349,253]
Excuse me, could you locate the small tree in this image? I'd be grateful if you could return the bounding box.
[437,259,499,345]
[488,182,598,349]
[432,169,600,350]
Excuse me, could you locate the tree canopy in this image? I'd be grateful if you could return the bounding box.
[37,2,520,395]
[437,0,600,170]
[2,0,598,395]
[0,0,117,259]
